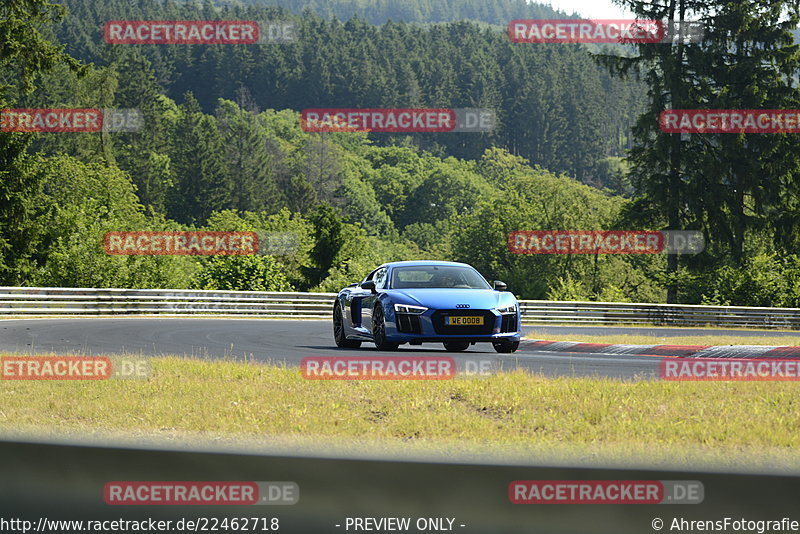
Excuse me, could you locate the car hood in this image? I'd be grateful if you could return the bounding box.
[387,289,512,310]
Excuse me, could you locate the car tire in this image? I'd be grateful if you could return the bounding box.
[492,340,520,353]
[372,304,400,351]
[333,305,361,348]
[443,341,470,352]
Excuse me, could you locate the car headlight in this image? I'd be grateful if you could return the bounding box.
[497,304,518,315]
[394,304,428,315]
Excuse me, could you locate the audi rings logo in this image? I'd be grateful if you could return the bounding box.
[455,304,471,308]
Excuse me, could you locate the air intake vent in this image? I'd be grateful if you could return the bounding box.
[396,314,422,334]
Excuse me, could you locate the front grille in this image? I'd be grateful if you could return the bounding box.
[432,310,494,335]
[396,314,422,334]
[500,314,517,333]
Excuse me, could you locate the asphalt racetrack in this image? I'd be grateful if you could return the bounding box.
[1,318,798,379]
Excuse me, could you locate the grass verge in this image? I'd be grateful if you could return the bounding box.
[2,354,800,471]
[524,331,800,347]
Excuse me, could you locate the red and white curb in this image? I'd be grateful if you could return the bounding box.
[520,340,800,358]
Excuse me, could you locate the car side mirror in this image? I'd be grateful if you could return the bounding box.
[361,280,377,293]
[493,280,507,291]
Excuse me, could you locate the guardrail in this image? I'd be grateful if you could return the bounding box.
[0,287,337,318]
[2,286,800,329]
[517,301,800,329]
[2,437,799,534]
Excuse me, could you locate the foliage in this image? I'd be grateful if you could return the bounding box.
[51,0,645,181]
[4,0,800,306]
[701,254,800,308]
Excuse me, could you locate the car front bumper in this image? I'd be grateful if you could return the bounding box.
[386,308,521,344]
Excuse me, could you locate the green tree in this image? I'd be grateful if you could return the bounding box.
[200,208,313,289]
[452,160,661,302]
[301,203,345,289]
[192,255,292,292]
[596,0,800,303]
[113,52,177,214]
[399,161,493,228]
[215,99,284,214]
[167,93,231,224]
[0,0,85,284]
[25,155,195,288]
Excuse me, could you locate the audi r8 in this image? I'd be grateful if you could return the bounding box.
[332,261,520,352]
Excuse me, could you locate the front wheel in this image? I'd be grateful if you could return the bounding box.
[372,305,399,351]
[443,341,470,352]
[333,305,361,348]
[492,340,519,353]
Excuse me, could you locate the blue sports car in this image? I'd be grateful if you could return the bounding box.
[333,261,520,352]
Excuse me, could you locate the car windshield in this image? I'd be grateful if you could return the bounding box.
[390,265,491,289]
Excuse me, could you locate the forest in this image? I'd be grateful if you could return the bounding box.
[2,0,800,306]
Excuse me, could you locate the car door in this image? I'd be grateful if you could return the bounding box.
[362,267,388,333]
[345,267,380,330]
